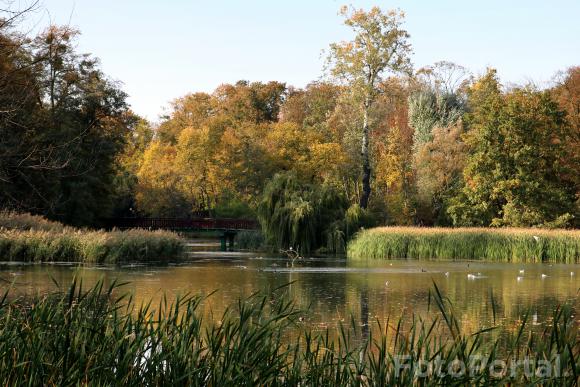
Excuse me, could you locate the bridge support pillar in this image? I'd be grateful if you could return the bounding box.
[220,231,236,251]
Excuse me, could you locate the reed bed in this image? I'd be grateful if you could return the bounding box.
[0,279,577,385]
[0,211,67,232]
[0,212,184,263]
[348,227,580,263]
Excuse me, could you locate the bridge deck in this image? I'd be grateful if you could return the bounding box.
[107,217,259,231]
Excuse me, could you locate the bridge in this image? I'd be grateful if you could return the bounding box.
[106,217,259,250]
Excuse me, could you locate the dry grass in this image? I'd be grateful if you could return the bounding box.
[0,211,66,232]
[0,212,184,263]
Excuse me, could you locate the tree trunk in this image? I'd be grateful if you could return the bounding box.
[360,103,371,209]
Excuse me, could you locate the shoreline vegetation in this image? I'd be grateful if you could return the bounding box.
[0,212,184,264]
[0,280,577,385]
[348,227,580,263]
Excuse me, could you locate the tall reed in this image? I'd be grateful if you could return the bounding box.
[0,212,184,263]
[0,210,66,232]
[348,227,580,263]
[0,279,576,385]
[0,228,184,263]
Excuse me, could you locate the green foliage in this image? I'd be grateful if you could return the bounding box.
[348,227,580,263]
[344,204,376,238]
[0,280,577,385]
[0,24,132,227]
[213,195,255,219]
[258,172,350,254]
[448,70,576,228]
[234,230,267,251]
[3,10,578,234]
[408,90,464,146]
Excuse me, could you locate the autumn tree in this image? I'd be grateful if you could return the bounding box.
[327,6,412,209]
[111,115,153,217]
[551,66,580,224]
[407,62,469,224]
[414,123,467,225]
[448,70,576,227]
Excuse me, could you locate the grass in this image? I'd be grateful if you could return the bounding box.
[0,279,577,385]
[347,227,580,263]
[0,212,184,263]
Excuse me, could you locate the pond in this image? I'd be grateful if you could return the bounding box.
[1,239,579,337]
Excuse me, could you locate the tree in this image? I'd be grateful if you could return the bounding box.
[414,123,467,225]
[257,172,349,254]
[0,21,130,226]
[408,90,464,147]
[374,125,414,224]
[33,26,130,226]
[111,116,154,217]
[135,141,190,217]
[551,66,580,224]
[415,61,471,95]
[448,70,576,227]
[327,6,412,209]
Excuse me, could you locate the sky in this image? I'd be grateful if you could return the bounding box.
[16,0,580,121]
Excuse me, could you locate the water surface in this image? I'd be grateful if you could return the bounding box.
[1,240,578,336]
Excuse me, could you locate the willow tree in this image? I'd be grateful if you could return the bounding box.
[326,6,412,209]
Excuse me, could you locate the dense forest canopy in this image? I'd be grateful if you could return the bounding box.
[1,6,578,248]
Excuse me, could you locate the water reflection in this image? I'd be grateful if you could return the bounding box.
[0,242,578,338]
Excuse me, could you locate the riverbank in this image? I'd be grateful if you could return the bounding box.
[348,227,580,263]
[0,212,184,263]
[0,280,576,385]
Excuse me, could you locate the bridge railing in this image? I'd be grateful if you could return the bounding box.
[106,217,259,231]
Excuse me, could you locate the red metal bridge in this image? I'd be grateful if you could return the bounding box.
[108,217,259,232]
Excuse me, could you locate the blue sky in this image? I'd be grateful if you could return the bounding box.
[22,0,580,121]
